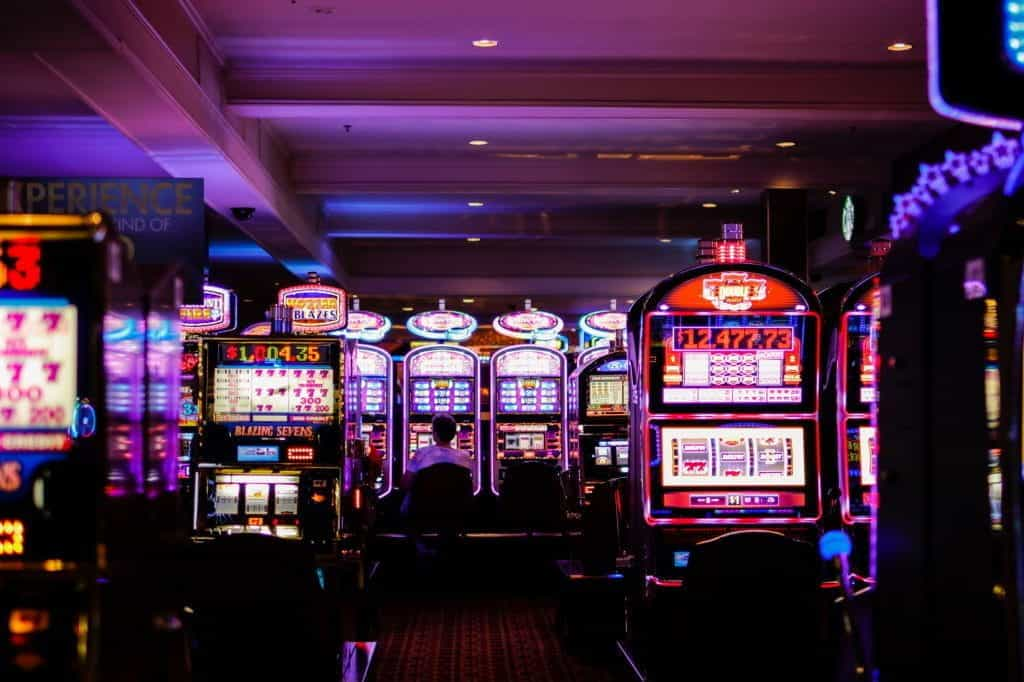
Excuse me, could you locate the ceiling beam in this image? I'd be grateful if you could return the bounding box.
[294,155,891,194]
[226,61,934,118]
[35,0,345,282]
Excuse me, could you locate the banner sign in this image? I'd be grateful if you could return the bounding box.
[5,178,205,302]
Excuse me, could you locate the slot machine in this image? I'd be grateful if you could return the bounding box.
[402,304,481,493]
[489,307,568,494]
[336,301,394,497]
[625,261,823,574]
[571,304,629,502]
[193,337,344,543]
[177,282,237,498]
[0,213,184,680]
[872,129,1024,678]
[489,345,568,493]
[829,275,878,580]
[568,350,629,502]
[402,345,481,494]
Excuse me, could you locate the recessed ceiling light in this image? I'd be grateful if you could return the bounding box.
[402,306,414,312]
[730,188,741,194]
[887,42,913,52]
[659,238,672,243]
[468,139,489,146]
[828,190,838,196]
[775,141,797,149]
[472,39,499,48]
[462,298,476,303]
[702,202,718,209]
[467,201,484,207]
[466,237,481,242]
[627,299,635,304]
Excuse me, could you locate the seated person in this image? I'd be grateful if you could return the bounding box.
[400,413,472,516]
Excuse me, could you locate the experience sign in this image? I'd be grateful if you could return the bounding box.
[277,284,347,334]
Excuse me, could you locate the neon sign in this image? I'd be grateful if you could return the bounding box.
[337,310,391,342]
[701,272,768,311]
[179,283,237,334]
[493,310,564,341]
[277,284,347,334]
[407,309,477,341]
[580,310,626,340]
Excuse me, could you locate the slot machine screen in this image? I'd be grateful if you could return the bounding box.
[361,377,387,414]
[408,348,476,414]
[647,313,817,414]
[496,377,561,414]
[208,342,336,424]
[843,313,876,413]
[0,302,77,436]
[659,426,806,488]
[505,432,546,450]
[586,374,627,417]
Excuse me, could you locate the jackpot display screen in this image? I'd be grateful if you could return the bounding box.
[843,313,877,412]
[496,377,560,414]
[647,313,817,413]
[355,348,388,414]
[209,342,336,424]
[586,374,627,417]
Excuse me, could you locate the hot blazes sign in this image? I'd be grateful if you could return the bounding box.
[180,284,236,334]
[277,284,347,334]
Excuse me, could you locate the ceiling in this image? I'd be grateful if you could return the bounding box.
[197,0,924,63]
[0,0,951,321]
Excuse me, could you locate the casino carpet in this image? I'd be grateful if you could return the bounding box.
[375,593,623,682]
[372,540,628,682]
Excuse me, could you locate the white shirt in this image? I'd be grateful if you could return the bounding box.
[407,444,473,474]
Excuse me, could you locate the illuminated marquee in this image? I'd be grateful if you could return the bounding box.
[277,284,347,334]
[493,310,564,341]
[407,310,477,341]
[494,347,562,377]
[580,310,627,339]
[339,310,391,343]
[179,284,236,334]
[701,272,768,312]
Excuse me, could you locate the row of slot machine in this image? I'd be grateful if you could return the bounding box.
[178,289,624,538]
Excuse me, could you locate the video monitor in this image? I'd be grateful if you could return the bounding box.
[586,374,627,417]
[594,439,629,467]
[208,341,336,424]
[843,313,877,413]
[496,377,561,414]
[660,426,806,488]
[647,313,817,414]
[360,377,387,414]
[237,445,280,463]
[409,377,474,414]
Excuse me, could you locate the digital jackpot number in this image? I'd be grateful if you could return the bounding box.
[0,239,42,292]
[222,343,324,364]
[672,327,793,351]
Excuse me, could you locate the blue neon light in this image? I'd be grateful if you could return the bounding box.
[673,551,690,568]
[1008,2,1024,69]
[208,241,274,262]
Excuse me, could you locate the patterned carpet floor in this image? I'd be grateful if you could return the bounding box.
[371,540,628,682]
[375,593,624,682]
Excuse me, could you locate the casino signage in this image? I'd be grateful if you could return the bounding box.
[179,283,236,334]
[277,283,347,334]
[493,310,564,341]
[407,309,477,341]
[580,310,627,339]
[338,310,391,342]
[701,272,768,311]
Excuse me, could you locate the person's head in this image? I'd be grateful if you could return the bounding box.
[431,413,458,446]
